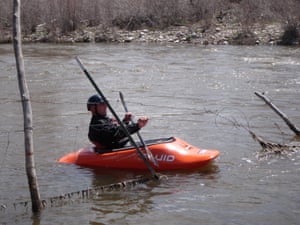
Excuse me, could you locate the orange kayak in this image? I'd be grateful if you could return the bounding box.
[58,137,219,171]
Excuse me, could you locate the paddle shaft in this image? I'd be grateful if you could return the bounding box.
[75,57,158,179]
[119,91,159,166]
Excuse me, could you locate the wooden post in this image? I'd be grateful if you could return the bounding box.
[13,0,43,213]
[255,91,300,136]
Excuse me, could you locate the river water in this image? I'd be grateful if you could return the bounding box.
[0,43,299,225]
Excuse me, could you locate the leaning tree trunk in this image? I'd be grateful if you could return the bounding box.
[13,0,42,213]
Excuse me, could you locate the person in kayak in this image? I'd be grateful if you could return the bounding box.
[87,94,148,151]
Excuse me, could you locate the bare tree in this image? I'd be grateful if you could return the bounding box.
[2,0,300,37]
[13,0,43,214]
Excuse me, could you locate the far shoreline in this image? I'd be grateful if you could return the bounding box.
[1,22,299,46]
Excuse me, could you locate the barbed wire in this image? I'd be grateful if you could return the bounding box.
[1,99,85,105]
[1,96,218,112]
[214,107,252,132]
[0,174,166,213]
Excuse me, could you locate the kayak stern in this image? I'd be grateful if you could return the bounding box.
[58,150,80,164]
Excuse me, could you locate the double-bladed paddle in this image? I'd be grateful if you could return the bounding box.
[75,57,159,179]
[119,91,159,167]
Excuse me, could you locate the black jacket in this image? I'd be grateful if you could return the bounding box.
[88,114,140,149]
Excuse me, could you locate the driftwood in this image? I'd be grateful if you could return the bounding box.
[216,102,299,158]
[252,91,300,157]
[249,130,300,158]
[254,91,300,136]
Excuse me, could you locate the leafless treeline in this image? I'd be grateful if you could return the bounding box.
[1,0,299,34]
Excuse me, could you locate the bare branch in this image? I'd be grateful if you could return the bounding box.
[255,91,300,136]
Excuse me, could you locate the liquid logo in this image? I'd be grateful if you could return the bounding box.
[155,154,175,162]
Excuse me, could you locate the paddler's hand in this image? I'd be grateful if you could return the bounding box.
[123,112,133,124]
[112,117,118,125]
[137,116,148,128]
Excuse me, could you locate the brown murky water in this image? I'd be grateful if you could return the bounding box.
[0,43,299,225]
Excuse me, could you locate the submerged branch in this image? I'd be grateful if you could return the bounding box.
[216,108,300,158]
[249,130,300,157]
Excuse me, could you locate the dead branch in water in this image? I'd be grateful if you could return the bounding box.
[249,130,300,158]
[254,91,300,136]
[251,91,300,158]
[216,107,300,158]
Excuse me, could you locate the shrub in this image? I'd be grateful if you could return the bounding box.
[280,22,299,45]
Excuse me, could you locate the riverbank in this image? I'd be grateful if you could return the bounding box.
[0,21,298,46]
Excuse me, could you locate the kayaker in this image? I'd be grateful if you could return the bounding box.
[87,94,148,151]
